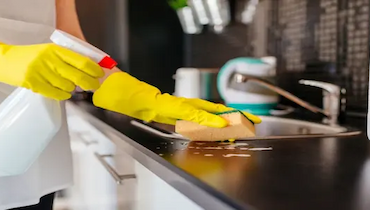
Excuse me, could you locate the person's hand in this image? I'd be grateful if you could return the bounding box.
[0,43,104,100]
[93,72,261,128]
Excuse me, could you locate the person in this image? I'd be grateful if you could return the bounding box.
[0,0,261,209]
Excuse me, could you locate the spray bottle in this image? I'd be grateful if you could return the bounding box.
[0,30,116,176]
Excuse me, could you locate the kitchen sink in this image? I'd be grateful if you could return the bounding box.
[130,116,361,141]
[251,116,360,140]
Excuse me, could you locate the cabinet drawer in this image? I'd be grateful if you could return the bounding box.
[67,105,203,210]
[68,115,138,209]
[134,161,203,210]
[83,149,137,210]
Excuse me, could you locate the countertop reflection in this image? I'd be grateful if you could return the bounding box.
[72,101,370,210]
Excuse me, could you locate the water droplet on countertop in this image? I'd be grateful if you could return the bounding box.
[203,147,223,150]
[248,147,273,151]
[223,154,251,158]
[225,146,236,150]
[235,142,249,146]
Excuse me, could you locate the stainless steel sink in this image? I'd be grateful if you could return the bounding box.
[130,116,361,141]
[251,116,360,140]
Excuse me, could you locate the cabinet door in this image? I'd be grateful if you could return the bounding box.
[134,161,204,210]
[77,146,137,210]
[56,114,137,210]
[74,120,138,210]
[65,106,203,210]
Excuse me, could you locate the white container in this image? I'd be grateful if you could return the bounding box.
[0,30,116,177]
[174,68,201,98]
[173,68,220,101]
[177,6,203,34]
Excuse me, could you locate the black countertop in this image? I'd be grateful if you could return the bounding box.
[72,101,370,210]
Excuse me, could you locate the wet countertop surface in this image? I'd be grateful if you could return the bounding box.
[73,101,370,210]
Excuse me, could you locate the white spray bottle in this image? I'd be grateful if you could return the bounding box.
[0,30,116,176]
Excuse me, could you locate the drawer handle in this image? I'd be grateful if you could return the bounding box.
[73,132,98,146]
[80,138,98,146]
[94,152,136,185]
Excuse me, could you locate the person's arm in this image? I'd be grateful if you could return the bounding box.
[56,0,120,83]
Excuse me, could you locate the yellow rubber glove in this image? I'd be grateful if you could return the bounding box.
[93,72,261,128]
[0,43,104,100]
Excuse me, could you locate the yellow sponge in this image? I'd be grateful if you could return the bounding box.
[175,110,256,141]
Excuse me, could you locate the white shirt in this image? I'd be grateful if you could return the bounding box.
[0,0,73,209]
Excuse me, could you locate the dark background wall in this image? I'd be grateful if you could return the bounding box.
[267,0,369,114]
[76,0,369,114]
[76,0,184,94]
[185,0,369,114]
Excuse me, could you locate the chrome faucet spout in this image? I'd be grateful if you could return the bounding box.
[233,73,340,125]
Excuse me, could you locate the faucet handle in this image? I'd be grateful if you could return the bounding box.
[298,79,341,95]
[299,79,346,125]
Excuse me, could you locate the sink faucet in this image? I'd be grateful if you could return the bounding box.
[233,73,344,126]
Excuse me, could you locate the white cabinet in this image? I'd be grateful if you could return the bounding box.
[61,115,137,210]
[56,104,204,210]
[134,161,203,210]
